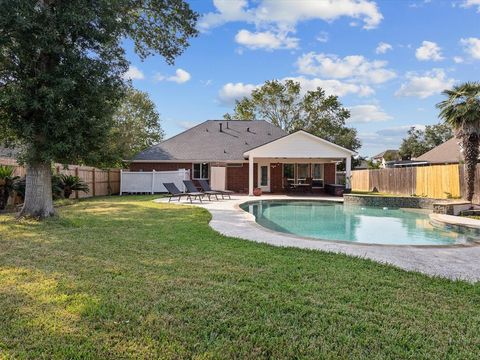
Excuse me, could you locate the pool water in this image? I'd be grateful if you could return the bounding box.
[240,200,473,245]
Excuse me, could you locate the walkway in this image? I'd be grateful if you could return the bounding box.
[154,195,480,282]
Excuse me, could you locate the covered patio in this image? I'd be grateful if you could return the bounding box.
[243,130,355,196]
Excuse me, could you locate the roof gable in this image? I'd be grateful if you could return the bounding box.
[243,130,355,158]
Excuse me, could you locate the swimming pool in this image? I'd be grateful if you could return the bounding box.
[240,200,475,245]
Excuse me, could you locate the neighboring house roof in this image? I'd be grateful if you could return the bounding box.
[372,149,400,160]
[132,120,287,162]
[0,146,19,159]
[416,138,463,164]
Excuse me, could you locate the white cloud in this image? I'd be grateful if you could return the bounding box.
[235,29,299,50]
[395,69,455,99]
[453,56,464,63]
[348,105,392,123]
[156,68,191,84]
[316,31,329,43]
[461,0,480,11]
[461,37,480,59]
[296,52,396,84]
[218,77,374,106]
[285,76,375,97]
[415,41,444,61]
[123,66,144,80]
[375,42,392,54]
[218,82,259,105]
[199,0,250,30]
[199,0,383,31]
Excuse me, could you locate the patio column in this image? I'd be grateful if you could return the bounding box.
[248,156,254,195]
[345,156,352,190]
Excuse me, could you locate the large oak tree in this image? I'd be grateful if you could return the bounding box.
[224,80,360,151]
[0,0,197,218]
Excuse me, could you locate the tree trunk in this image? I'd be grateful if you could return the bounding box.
[18,163,55,219]
[462,134,480,202]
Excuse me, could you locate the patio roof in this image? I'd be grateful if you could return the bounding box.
[243,130,356,159]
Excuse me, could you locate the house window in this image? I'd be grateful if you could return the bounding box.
[312,163,324,188]
[193,163,209,180]
[283,164,295,181]
[260,166,268,186]
[297,164,309,183]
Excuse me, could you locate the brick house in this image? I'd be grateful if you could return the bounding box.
[129,120,354,195]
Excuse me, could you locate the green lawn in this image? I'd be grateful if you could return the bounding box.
[0,196,479,359]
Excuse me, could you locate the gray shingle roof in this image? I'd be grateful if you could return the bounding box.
[416,137,462,163]
[132,120,287,161]
[372,149,400,160]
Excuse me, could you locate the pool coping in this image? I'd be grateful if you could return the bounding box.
[153,195,480,282]
[236,199,480,249]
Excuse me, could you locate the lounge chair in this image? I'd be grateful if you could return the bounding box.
[183,180,219,201]
[198,180,233,199]
[163,182,203,203]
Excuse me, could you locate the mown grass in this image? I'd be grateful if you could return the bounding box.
[0,195,479,359]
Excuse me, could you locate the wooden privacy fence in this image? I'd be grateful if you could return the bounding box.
[351,164,468,199]
[0,157,120,202]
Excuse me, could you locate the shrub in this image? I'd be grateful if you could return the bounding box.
[0,165,20,210]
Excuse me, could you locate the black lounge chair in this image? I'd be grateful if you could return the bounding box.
[163,182,203,203]
[198,180,233,199]
[184,180,219,201]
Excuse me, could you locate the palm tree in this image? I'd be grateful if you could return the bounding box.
[0,165,20,210]
[437,82,480,202]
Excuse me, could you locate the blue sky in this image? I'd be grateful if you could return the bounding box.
[124,0,480,156]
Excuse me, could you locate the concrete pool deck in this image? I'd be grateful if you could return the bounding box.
[154,194,480,282]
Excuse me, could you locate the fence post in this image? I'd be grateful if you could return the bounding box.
[151,170,155,194]
[92,168,96,197]
[75,167,79,199]
[120,169,123,195]
[107,169,111,196]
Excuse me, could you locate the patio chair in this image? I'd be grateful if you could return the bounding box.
[183,180,218,201]
[198,179,233,199]
[163,182,203,203]
[305,177,313,193]
[283,177,294,192]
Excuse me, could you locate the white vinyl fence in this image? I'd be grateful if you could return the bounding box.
[120,169,190,195]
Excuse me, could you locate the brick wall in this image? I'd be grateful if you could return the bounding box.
[270,162,283,192]
[226,163,257,193]
[130,161,338,193]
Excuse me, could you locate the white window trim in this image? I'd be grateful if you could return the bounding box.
[296,164,309,183]
[192,163,209,180]
[282,163,325,188]
[311,163,325,189]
